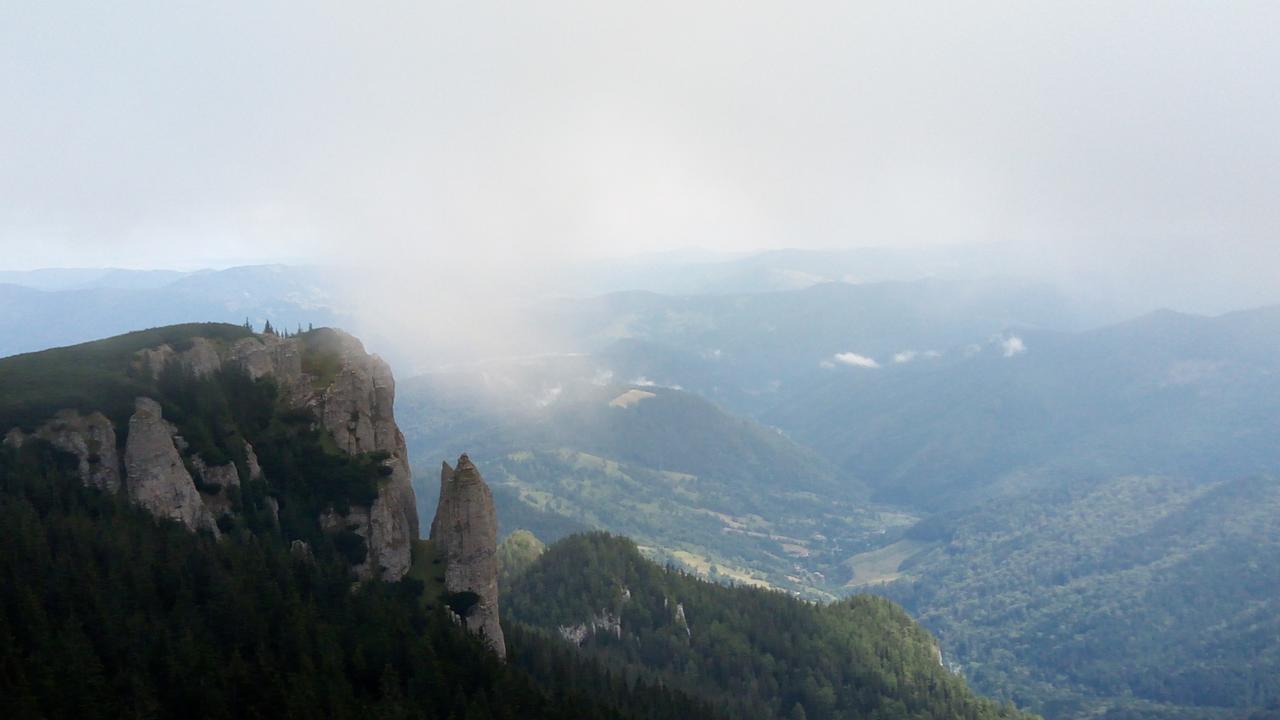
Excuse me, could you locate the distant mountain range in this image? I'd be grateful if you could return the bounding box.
[764,304,1280,508]
[0,265,340,357]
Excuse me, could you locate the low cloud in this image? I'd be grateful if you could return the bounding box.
[893,350,918,364]
[832,352,881,369]
[892,349,942,364]
[1001,336,1027,358]
[535,384,563,408]
[629,376,683,390]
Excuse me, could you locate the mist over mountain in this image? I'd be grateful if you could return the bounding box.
[4,254,1280,718]
[6,2,1280,716]
[381,273,1280,718]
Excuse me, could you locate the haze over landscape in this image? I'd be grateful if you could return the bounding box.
[3,3,1279,720]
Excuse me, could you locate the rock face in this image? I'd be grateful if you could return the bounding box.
[301,337,416,582]
[136,329,418,580]
[558,609,623,646]
[124,397,219,536]
[191,453,241,517]
[222,331,418,581]
[136,337,224,378]
[5,326,418,582]
[431,454,505,657]
[5,410,120,492]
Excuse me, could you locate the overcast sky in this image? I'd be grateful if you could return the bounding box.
[2,1,1278,275]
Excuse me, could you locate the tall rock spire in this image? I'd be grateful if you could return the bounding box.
[430,454,505,658]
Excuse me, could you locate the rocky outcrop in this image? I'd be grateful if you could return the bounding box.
[244,442,263,482]
[6,326,418,582]
[4,410,120,492]
[191,453,241,518]
[559,585,633,646]
[124,397,219,536]
[558,609,623,646]
[431,454,505,658]
[228,334,302,382]
[222,331,418,580]
[137,337,223,378]
[306,339,416,581]
[191,455,241,492]
[675,601,691,638]
[136,329,419,580]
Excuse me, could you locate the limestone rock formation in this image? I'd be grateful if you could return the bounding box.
[431,454,505,657]
[191,452,241,518]
[5,410,120,492]
[145,328,418,580]
[558,609,623,646]
[191,454,241,492]
[124,397,219,536]
[228,334,302,382]
[244,442,263,482]
[300,337,416,581]
[4,326,418,582]
[136,337,223,378]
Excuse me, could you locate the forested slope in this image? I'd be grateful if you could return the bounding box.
[505,532,1033,720]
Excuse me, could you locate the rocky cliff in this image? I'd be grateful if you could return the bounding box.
[3,409,120,492]
[124,396,221,536]
[431,454,505,658]
[225,331,418,580]
[2,325,419,582]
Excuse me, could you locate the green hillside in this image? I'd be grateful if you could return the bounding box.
[0,437,723,720]
[401,375,890,599]
[878,474,1280,719]
[505,532,1034,720]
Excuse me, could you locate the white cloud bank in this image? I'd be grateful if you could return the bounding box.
[831,352,881,369]
[893,349,943,364]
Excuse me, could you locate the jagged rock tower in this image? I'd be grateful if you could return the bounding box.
[431,454,506,658]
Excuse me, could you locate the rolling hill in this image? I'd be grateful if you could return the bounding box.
[762,305,1280,508]
[398,369,889,599]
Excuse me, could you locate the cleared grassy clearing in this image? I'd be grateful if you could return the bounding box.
[844,539,937,587]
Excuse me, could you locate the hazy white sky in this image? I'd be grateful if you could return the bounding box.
[2,1,1278,272]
